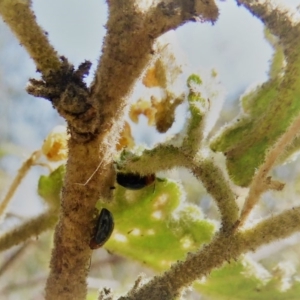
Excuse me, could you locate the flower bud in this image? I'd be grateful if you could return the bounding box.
[42,126,68,161]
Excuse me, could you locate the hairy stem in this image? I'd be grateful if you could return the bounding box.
[0,0,61,74]
[44,139,114,300]
[0,209,57,252]
[239,113,300,225]
[192,158,239,232]
[118,146,184,175]
[0,150,41,218]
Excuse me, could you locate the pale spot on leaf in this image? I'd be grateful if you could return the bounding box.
[152,210,162,220]
[113,233,128,243]
[153,193,168,208]
[130,228,141,236]
[146,229,155,235]
[180,237,193,249]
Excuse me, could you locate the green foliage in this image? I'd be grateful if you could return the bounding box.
[99,178,215,271]
[264,28,285,80]
[38,165,65,207]
[210,39,300,186]
[0,148,6,159]
[187,74,202,87]
[196,257,300,300]
[86,291,99,300]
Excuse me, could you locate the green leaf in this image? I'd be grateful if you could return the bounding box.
[0,148,6,159]
[196,256,300,300]
[101,178,215,271]
[86,291,100,300]
[210,40,300,186]
[264,28,285,80]
[187,74,202,87]
[38,165,65,207]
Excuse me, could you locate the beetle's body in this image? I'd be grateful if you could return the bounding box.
[116,173,155,190]
[89,208,114,249]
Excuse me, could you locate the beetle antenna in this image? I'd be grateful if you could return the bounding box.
[152,182,156,194]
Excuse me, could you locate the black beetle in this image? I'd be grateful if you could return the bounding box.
[89,208,114,249]
[116,173,155,190]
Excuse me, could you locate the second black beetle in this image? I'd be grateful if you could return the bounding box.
[116,173,155,190]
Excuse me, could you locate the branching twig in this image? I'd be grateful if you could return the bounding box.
[119,148,238,232]
[91,0,218,146]
[2,0,299,299]
[45,0,218,295]
[119,148,239,232]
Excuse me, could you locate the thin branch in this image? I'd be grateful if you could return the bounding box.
[239,113,300,226]
[0,0,61,74]
[192,158,239,232]
[117,146,184,175]
[0,241,33,276]
[146,0,219,38]
[0,150,41,219]
[119,206,300,300]
[0,209,58,252]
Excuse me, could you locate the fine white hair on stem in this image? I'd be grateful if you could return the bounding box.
[74,156,105,186]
